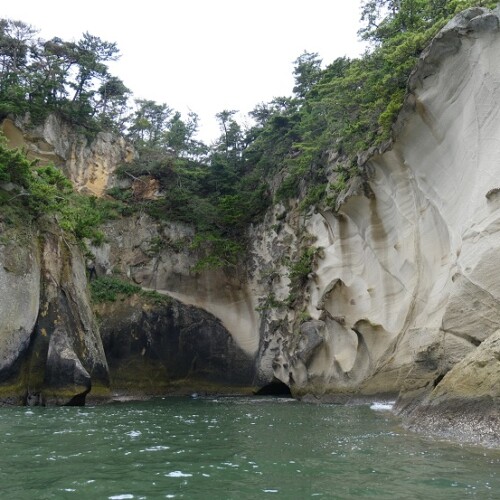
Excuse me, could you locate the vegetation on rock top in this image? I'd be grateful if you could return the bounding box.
[0,136,126,245]
[1,1,495,270]
[90,275,171,304]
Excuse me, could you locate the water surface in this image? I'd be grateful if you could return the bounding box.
[0,397,498,499]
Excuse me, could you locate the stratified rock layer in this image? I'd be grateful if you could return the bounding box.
[1,114,134,196]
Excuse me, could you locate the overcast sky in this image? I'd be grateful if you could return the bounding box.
[1,1,366,142]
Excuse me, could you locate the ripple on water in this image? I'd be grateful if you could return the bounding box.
[139,445,169,452]
[0,398,497,499]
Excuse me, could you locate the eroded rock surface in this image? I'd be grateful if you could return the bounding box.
[0,228,40,402]
[92,215,261,359]
[1,114,134,196]
[89,8,500,419]
[1,9,500,437]
[95,294,256,395]
[398,330,500,447]
[248,7,500,404]
[0,225,109,405]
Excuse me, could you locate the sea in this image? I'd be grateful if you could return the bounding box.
[0,397,498,499]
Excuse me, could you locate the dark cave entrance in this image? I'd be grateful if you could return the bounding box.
[255,379,292,396]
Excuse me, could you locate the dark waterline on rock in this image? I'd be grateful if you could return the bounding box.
[0,397,498,499]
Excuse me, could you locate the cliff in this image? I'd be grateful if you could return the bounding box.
[256,7,500,444]
[263,6,500,398]
[1,115,134,196]
[0,6,498,446]
[93,6,499,443]
[0,120,257,404]
[0,223,109,405]
[260,6,499,444]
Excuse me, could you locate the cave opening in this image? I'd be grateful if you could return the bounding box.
[433,373,446,388]
[255,379,292,397]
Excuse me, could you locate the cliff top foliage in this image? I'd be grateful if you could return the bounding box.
[0,0,496,268]
[0,135,125,244]
[89,275,171,304]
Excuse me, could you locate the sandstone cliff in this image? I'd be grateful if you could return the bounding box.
[0,6,498,446]
[0,223,109,405]
[0,117,258,403]
[89,7,500,444]
[259,7,500,402]
[1,115,134,196]
[255,8,500,444]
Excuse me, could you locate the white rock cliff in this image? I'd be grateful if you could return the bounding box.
[91,10,500,417]
[0,7,498,443]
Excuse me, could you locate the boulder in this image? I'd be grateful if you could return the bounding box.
[398,330,500,447]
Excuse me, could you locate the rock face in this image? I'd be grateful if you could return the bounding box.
[88,9,500,428]
[0,225,109,405]
[247,7,500,408]
[0,8,499,442]
[33,230,110,405]
[399,330,500,447]
[92,215,261,359]
[95,295,256,395]
[1,114,134,196]
[0,227,40,402]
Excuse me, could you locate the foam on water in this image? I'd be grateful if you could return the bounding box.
[370,401,395,411]
[125,430,142,437]
[165,471,192,478]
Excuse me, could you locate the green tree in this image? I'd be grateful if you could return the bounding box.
[0,135,32,187]
[128,99,172,148]
[0,19,38,116]
[70,32,119,105]
[0,19,36,76]
[24,37,79,121]
[0,18,128,131]
[215,109,243,157]
[292,51,322,98]
[95,75,130,130]
[163,111,205,157]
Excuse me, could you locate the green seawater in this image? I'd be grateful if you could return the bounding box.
[0,397,498,499]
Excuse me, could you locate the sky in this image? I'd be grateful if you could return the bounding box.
[1,1,367,143]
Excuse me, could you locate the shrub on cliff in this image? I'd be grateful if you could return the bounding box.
[0,138,110,245]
